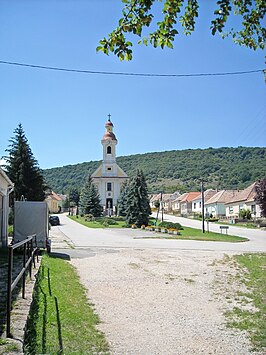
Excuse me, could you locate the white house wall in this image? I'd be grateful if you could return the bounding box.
[0,173,11,247]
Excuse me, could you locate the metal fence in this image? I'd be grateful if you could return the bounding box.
[6,235,38,337]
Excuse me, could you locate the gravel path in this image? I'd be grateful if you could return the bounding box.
[71,248,257,355]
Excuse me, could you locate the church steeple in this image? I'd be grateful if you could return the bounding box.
[101,115,117,163]
[91,115,129,215]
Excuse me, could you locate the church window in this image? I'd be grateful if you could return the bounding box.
[107,182,112,191]
[107,146,112,154]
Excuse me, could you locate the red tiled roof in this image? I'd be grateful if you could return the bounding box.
[181,192,201,203]
[225,182,258,204]
[51,191,62,201]
[205,190,238,204]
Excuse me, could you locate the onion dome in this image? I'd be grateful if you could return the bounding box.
[105,119,113,127]
[102,131,117,141]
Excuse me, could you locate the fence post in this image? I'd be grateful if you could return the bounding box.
[22,243,26,299]
[6,246,13,338]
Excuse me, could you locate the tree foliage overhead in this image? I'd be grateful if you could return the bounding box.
[97,0,265,60]
[255,178,266,217]
[5,124,46,201]
[43,147,266,195]
[79,175,102,217]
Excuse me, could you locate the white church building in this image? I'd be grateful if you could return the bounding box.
[91,117,128,215]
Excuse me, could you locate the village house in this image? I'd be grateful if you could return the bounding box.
[91,118,129,215]
[45,191,62,213]
[191,189,217,215]
[171,193,188,215]
[149,193,161,209]
[180,192,201,217]
[0,167,14,248]
[225,182,261,219]
[205,190,238,218]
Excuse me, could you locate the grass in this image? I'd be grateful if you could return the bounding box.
[225,253,266,351]
[8,225,13,235]
[68,215,126,228]
[24,253,109,355]
[147,226,248,243]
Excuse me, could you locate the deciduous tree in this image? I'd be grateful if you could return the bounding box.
[255,178,266,217]
[97,0,265,60]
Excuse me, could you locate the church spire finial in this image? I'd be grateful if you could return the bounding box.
[108,113,111,121]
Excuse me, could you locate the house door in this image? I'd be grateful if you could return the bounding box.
[106,198,113,209]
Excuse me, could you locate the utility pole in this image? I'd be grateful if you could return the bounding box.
[201,180,205,233]
[161,192,164,222]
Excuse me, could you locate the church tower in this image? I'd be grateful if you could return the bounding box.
[91,116,128,215]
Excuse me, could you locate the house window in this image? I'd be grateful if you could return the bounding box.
[229,206,233,214]
[239,204,244,210]
[107,146,112,154]
[199,202,201,208]
[251,205,255,213]
[193,203,196,209]
[107,167,112,171]
[107,182,112,191]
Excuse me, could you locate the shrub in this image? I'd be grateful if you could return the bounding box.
[97,217,118,226]
[84,214,95,222]
[239,209,252,220]
[159,221,183,230]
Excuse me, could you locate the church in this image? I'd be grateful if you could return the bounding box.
[91,117,128,215]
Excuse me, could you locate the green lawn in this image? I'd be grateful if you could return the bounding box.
[149,226,248,242]
[24,254,109,355]
[68,215,126,228]
[225,253,266,351]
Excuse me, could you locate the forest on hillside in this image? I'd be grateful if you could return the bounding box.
[43,147,266,194]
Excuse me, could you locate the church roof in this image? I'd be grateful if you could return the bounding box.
[102,131,117,141]
[105,119,113,127]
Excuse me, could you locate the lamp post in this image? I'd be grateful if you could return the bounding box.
[201,180,205,233]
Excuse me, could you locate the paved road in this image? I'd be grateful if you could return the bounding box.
[55,214,266,253]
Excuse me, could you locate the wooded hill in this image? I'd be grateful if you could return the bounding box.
[43,147,266,194]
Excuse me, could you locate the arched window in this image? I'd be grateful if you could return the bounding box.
[107,146,112,154]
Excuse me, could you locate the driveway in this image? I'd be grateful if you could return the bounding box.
[49,215,266,354]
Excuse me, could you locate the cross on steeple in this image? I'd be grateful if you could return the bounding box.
[108,113,111,121]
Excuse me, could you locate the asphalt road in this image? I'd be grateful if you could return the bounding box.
[56,214,266,253]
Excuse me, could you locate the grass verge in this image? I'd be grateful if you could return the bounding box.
[68,215,126,228]
[145,226,247,242]
[24,253,109,355]
[225,253,266,352]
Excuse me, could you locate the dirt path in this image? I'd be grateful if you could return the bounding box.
[71,248,256,355]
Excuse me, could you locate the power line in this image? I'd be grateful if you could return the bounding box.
[0,60,264,78]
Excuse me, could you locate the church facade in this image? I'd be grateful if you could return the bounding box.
[91,118,128,215]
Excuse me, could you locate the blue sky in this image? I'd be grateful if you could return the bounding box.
[0,0,265,169]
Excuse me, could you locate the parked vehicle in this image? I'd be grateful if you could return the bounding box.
[14,201,51,251]
[49,215,60,226]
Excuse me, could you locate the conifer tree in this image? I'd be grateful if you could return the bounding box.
[79,176,102,216]
[5,124,46,201]
[117,180,130,217]
[126,169,151,227]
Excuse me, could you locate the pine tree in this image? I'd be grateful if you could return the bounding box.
[126,170,151,227]
[79,176,102,217]
[117,180,129,217]
[5,124,46,201]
